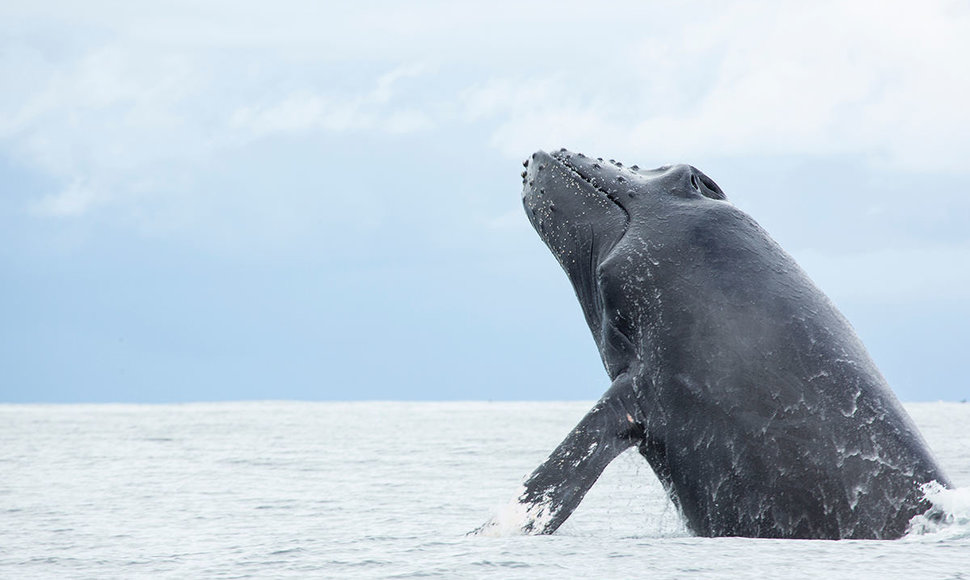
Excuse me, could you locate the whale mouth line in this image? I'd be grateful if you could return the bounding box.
[547,150,631,221]
[546,149,632,256]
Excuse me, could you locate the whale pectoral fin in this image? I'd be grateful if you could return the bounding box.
[473,375,642,536]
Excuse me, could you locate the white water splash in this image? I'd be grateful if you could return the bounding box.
[905,481,970,540]
[473,486,557,537]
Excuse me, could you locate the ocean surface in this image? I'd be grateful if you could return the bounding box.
[1,401,968,579]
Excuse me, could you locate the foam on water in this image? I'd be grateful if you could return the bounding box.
[906,482,970,540]
[473,485,554,537]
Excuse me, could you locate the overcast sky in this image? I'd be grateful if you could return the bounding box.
[2,1,968,402]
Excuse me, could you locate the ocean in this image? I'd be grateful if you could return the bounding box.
[1,401,968,579]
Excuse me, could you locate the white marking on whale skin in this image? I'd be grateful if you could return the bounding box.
[847,482,869,510]
[572,442,599,468]
[840,388,862,418]
[806,369,830,383]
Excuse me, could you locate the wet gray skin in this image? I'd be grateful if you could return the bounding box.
[478,149,951,539]
[522,150,726,381]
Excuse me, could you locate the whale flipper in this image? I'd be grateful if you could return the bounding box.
[475,375,642,535]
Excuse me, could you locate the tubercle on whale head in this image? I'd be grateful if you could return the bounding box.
[522,148,726,210]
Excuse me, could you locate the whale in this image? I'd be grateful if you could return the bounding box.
[477,149,951,539]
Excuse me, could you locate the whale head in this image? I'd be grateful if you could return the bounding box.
[522,148,729,378]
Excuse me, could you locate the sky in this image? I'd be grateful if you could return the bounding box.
[1,1,968,403]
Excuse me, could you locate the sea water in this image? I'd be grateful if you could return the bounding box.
[1,401,968,579]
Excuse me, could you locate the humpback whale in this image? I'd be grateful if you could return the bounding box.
[478,149,951,539]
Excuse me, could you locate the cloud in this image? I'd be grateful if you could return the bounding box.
[0,29,433,228]
[464,1,970,173]
[484,208,529,231]
[228,63,434,139]
[795,242,970,304]
[1,0,968,254]
[229,92,366,135]
[29,180,101,217]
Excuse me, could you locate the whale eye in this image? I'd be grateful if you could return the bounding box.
[697,173,726,200]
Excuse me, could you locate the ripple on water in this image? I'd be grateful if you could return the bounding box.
[0,401,967,579]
